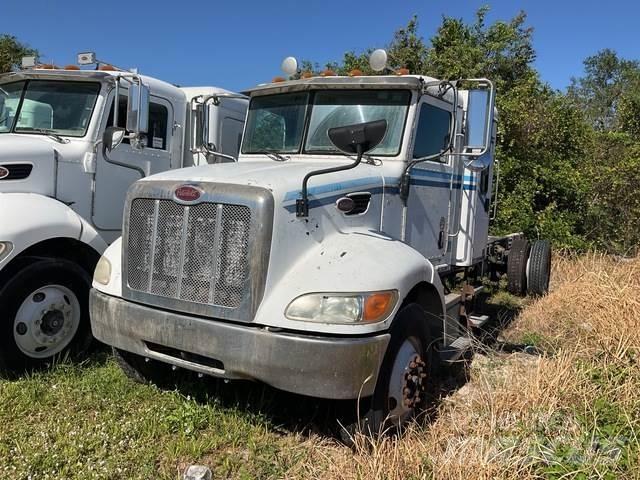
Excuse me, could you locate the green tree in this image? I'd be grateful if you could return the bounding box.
[568,49,640,131]
[0,34,38,73]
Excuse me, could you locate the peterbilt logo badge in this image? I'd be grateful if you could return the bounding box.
[174,185,203,203]
[0,167,8,180]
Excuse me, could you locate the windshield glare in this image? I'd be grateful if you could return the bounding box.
[0,80,101,137]
[241,89,411,156]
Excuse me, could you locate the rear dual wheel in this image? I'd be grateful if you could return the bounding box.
[507,239,552,296]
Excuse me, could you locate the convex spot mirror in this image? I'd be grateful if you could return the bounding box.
[103,126,126,152]
[127,82,150,135]
[328,119,387,158]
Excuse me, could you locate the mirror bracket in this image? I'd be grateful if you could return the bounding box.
[296,119,387,218]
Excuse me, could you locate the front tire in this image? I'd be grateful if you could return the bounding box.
[0,258,93,373]
[113,348,177,387]
[344,303,437,440]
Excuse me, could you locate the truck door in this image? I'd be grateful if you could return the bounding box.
[92,94,173,233]
[405,97,459,264]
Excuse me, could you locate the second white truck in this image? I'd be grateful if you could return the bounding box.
[0,53,247,372]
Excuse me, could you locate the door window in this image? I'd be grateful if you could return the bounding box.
[413,103,451,161]
[107,96,169,150]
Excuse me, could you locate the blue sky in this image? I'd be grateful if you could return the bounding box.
[2,0,637,93]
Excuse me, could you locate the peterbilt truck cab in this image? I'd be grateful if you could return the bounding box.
[0,55,247,372]
[90,52,550,432]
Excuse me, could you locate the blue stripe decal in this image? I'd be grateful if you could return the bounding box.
[282,170,478,211]
[283,176,382,201]
[283,186,387,212]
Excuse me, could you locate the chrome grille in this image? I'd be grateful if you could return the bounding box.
[127,199,251,308]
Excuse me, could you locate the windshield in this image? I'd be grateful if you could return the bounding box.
[0,80,101,137]
[241,89,411,156]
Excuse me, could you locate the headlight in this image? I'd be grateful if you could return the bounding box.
[285,290,398,324]
[93,256,112,285]
[0,242,13,262]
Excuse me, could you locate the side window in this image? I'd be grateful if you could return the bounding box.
[106,95,130,144]
[413,103,451,162]
[147,103,168,150]
[106,96,168,150]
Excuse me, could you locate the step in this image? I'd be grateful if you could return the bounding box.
[439,336,473,364]
[468,314,490,328]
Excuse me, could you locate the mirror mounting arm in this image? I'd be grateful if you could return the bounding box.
[296,144,364,218]
[295,119,387,218]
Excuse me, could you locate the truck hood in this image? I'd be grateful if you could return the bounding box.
[0,134,57,196]
[138,158,391,206]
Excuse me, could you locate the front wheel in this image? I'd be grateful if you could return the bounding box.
[345,303,437,439]
[0,258,93,373]
[113,348,177,388]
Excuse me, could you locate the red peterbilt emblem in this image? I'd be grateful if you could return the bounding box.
[174,185,202,202]
[0,166,8,179]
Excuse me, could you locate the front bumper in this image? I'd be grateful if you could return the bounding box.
[90,289,390,399]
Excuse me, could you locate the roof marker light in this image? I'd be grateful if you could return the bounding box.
[320,69,336,77]
[301,71,313,79]
[272,76,286,83]
[21,56,36,69]
[397,68,410,76]
[64,64,80,70]
[281,56,298,76]
[98,64,116,71]
[77,52,96,65]
[369,49,388,72]
[349,69,363,77]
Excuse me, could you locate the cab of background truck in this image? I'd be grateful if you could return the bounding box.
[90,50,497,428]
[0,53,248,373]
[0,60,246,243]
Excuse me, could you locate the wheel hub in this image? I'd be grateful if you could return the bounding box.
[402,354,427,409]
[13,285,81,359]
[40,308,66,336]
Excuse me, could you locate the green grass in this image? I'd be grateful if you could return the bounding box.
[0,353,310,479]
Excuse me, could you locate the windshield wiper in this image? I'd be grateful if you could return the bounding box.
[252,149,290,162]
[17,128,70,144]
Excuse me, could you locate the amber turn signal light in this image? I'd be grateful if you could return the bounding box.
[363,291,398,322]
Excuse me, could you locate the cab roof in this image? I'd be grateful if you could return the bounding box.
[243,74,441,97]
[0,68,186,102]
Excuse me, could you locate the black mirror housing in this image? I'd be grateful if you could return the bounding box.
[103,126,126,152]
[327,119,387,156]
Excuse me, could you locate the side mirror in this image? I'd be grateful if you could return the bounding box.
[127,82,150,135]
[464,84,495,171]
[103,126,126,152]
[328,119,387,158]
[297,119,387,217]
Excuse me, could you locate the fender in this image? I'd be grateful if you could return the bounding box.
[255,229,446,335]
[0,193,108,267]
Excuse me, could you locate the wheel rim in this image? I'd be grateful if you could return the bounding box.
[387,336,427,425]
[13,284,81,359]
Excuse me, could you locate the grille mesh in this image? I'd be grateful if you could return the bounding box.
[127,199,251,308]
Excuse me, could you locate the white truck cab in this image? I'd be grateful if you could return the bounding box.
[90,52,551,432]
[0,55,247,372]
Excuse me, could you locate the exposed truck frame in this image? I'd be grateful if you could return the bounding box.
[90,52,551,432]
[0,55,248,372]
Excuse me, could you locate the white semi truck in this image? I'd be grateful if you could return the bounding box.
[0,53,247,372]
[90,52,551,432]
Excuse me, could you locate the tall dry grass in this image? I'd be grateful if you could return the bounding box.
[293,254,640,479]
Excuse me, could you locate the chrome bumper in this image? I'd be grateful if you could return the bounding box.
[90,289,390,399]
